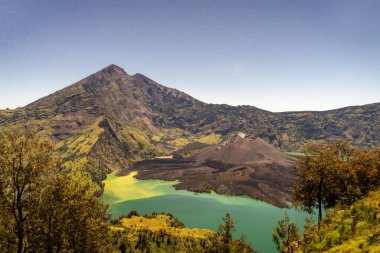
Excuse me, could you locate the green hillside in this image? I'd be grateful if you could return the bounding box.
[300,190,380,253]
[110,213,256,253]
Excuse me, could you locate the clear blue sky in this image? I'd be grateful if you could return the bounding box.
[1,0,379,112]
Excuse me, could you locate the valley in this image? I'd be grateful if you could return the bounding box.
[3,2,380,252]
[1,64,379,252]
[1,64,379,181]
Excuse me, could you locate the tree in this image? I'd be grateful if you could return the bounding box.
[293,141,341,229]
[0,127,57,253]
[0,127,112,252]
[27,169,111,252]
[333,146,380,207]
[300,215,316,253]
[348,148,380,195]
[218,213,236,244]
[272,212,299,253]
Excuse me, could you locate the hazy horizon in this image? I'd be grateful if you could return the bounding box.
[1,0,380,112]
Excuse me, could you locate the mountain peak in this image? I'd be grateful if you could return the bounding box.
[104,64,123,71]
[96,64,127,77]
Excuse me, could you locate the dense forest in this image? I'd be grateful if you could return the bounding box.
[1,127,379,252]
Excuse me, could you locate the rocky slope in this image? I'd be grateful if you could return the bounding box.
[122,133,296,207]
[0,64,379,179]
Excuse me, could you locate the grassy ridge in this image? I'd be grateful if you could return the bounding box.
[153,130,222,149]
[57,117,105,169]
[116,214,214,239]
[301,190,380,252]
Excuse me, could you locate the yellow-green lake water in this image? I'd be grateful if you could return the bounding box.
[103,171,310,253]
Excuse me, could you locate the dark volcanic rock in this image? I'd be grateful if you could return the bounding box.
[119,133,296,208]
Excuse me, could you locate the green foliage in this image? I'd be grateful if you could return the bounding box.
[217,213,236,244]
[27,171,111,252]
[293,141,344,226]
[194,133,222,145]
[164,133,221,148]
[119,125,159,157]
[299,215,316,253]
[272,212,300,253]
[56,117,105,158]
[151,134,162,142]
[111,213,256,253]
[294,140,380,228]
[0,128,112,252]
[167,137,190,147]
[338,147,380,205]
[299,190,380,253]
[56,117,109,188]
[150,128,221,151]
[0,127,57,253]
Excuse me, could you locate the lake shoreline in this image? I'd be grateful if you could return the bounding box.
[103,171,310,253]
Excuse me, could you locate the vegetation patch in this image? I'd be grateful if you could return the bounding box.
[298,190,380,253]
[57,117,104,169]
[110,212,255,253]
[151,134,162,142]
[167,137,190,147]
[286,152,306,157]
[194,133,222,145]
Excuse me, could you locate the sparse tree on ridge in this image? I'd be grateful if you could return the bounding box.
[293,141,341,229]
[294,140,380,231]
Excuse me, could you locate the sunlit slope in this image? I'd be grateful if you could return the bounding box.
[110,213,255,253]
[116,214,214,239]
[1,64,380,183]
[301,190,380,252]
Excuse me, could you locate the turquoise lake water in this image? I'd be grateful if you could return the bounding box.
[103,171,310,253]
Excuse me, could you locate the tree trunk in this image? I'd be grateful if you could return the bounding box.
[17,194,24,253]
[318,201,322,231]
[317,172,324,231]
[17,217,23,253]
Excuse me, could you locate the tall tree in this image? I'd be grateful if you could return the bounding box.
[0,127,57,253]
[0,128,112,252]
[293,141,341,229]
[272,212,299,253]
[27,169,111,253]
